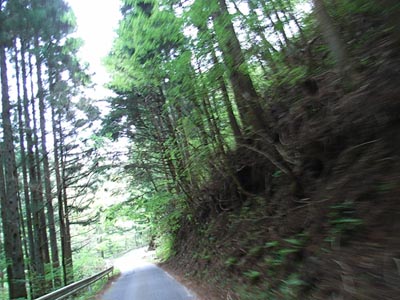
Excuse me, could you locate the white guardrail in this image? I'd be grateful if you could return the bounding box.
[34,266,114,300]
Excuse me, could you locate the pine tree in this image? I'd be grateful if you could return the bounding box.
[0,28,28,300]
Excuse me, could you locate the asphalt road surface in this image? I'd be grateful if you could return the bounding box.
[101,248,196,300]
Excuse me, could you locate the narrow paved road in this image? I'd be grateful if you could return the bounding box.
[101,248,196,300]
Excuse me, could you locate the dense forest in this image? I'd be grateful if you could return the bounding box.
[0,0,399,299]
[0,0,104,299]
[103,0,400,299]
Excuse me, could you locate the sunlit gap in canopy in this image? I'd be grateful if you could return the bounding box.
[66,0,122,101]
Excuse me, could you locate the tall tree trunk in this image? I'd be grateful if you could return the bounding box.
[271,1,291,45]
[193,21,243,144]
[231,1,278,74]
[35,36,60,288]
[0,43,27,300]
[145,99,178,192]
[260,2,286,50]
[51,104,70,286]
[0,222,4,292]
[283,0,315,69]
[21,40,46,297]
[193,63,227,154]
[209,45,242,143]
[186,64,215,149]
[53,108,73,284]
[14,39,35,296]
[212,0,266,134]
[28,47,49,295]
[61,151,74,284]
[31,79,51,271]
[210,0,298,184]
[312,0,349,75]
[240,1,280,73]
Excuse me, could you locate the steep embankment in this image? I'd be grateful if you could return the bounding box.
[164,20,400,300]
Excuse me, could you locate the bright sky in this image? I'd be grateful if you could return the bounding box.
[66,0,122,99]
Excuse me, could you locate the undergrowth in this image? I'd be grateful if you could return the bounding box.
[160,2,400,299]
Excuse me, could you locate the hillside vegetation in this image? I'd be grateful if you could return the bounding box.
[104,0,400,299]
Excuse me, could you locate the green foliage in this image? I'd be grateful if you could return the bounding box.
[193,249,211,261]
[73,277,110,300]
[277,273,305,299]
[103,186,186,261]
[265,240,280,248]
[376,181,396,193]
[0,251,8,299]
[326,201,363,247]
[283,238,304,247]
[248,245,264,257]
[263,232,309,278]
[272,170,283,178]
[235,285,271,300]
[155,233,176,261]
[74,249,107,280]
[243,270,261,282]
[224,256,238,267]
[101,0,396,298]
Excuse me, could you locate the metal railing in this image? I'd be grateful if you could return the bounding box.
[35,266,114,300]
